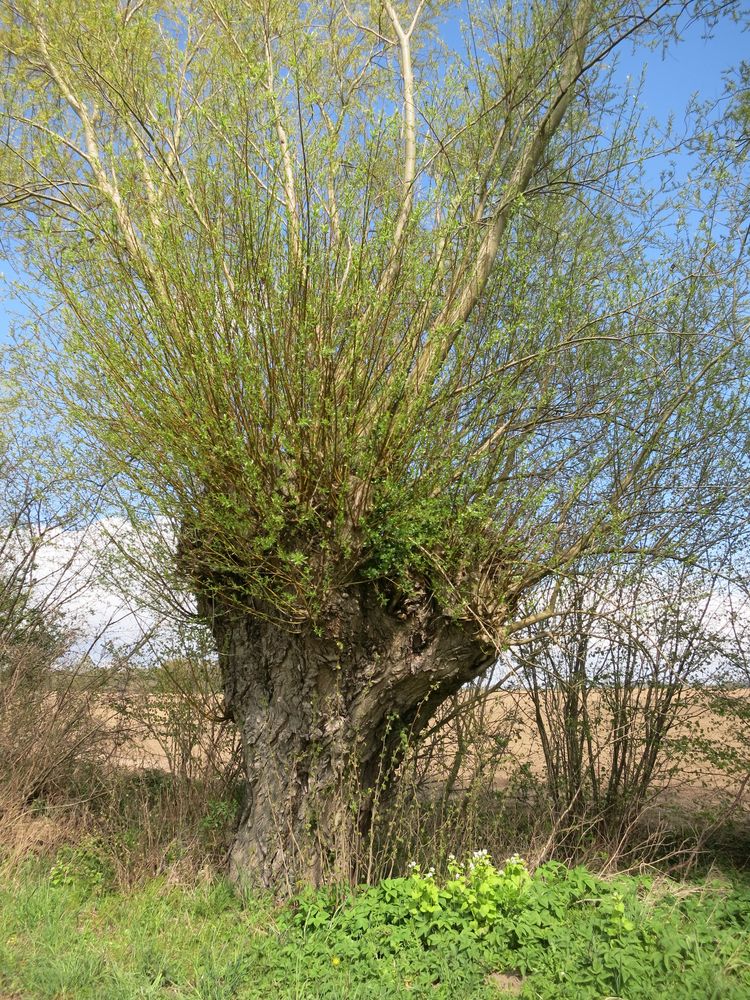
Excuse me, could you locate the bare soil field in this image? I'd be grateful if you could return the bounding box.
[97,686,750,815]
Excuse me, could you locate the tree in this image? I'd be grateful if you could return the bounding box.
[0,0,748,887]
[505,560,733,841]
[0,392,67,669]
[726,60,750,155]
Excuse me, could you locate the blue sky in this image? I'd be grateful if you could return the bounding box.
[621,9,746,115]
[1,7,747,347]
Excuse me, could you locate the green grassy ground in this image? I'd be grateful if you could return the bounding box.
[1,850,749,999]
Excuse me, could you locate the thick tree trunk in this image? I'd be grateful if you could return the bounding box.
[204,583,494,891]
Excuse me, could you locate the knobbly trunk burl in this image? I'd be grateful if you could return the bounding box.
[204,584,494,890]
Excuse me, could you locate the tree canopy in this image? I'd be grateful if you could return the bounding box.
[1,0,746,636]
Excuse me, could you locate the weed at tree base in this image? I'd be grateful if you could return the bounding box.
[1,850,749,999]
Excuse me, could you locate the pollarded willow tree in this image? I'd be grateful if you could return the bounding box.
[1,0,748,886]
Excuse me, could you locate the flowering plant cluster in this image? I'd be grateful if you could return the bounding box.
[404,850,531,939]
[288,856,742,998]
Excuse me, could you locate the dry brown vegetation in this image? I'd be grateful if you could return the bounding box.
[0,647,241,885]
[2,632,747,890]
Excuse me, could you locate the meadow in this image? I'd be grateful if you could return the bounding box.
[1,850,749,999]
[1,658,749,999]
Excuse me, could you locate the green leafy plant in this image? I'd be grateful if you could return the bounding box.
[282,854,750,998]
[2,853,750,999]
[48,840,114,894]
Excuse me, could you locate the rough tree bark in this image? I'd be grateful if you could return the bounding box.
[201,583,494,890]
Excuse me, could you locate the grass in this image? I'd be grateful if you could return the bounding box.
[1,850,749,999]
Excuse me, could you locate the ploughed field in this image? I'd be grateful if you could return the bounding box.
[99,684,750,820]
